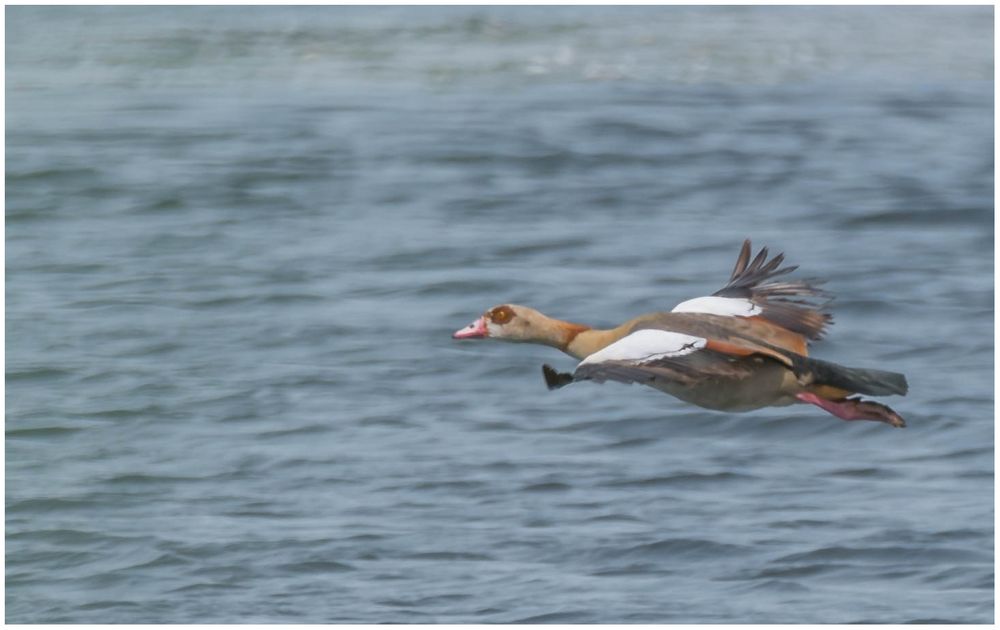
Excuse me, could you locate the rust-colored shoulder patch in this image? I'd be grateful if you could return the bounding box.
[745,316,809,356]
[705,337,794,368]
[705,338,756,357]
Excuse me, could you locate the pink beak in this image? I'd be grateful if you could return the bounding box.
[453,316,488,339]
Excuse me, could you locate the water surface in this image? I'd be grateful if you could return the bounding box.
[6,6,994,623]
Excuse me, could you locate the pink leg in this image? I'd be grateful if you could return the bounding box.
[796,392,906,428]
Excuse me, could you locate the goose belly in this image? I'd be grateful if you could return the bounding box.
[651,363,800,412]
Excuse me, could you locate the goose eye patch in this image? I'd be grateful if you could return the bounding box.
[489,306,514,324]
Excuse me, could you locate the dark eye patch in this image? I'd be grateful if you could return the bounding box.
[489,305,515,324]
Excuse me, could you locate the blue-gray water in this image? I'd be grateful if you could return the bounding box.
[6,6,994,623]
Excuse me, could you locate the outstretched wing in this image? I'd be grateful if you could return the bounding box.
[543,328,765,392]
[672,239,833,342]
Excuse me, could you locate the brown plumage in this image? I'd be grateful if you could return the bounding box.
[714,239,833,340]
[453,240,908,428]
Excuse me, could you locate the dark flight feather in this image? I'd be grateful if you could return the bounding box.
[542,364,574,390]
[714,239,833,341]
[571,347,758,390]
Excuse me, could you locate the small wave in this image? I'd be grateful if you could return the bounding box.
[824,467,895,478]
[168,582,244,594]
[378,593,471,607]
[366,247,477,271]
[414,279,512,296]
[357,415,413,429]
[278,560,356,574]
[223,510,297,520]
[127,552,193,570]
[776,544,989,565]
[748,564,832,579]
[730,578,812,594]
[75,404,172,421]
[410,480,488,492]
[620,538,749,560]
[101,473,206,486]
[839,206,990,227]
[6,166,102,183]
[470,420,521,432]
[183,293,324,309]
[6,426,83,439]
[7,497,94,514]
[585,118,697,141]
[770,519,833,532]
[591,562,672,577]
[6,366,75,382]
[75,601,154,617]
[138,195,185,213]
[520,482,572,492]
[6,205,59,222]
[256,423,332,438]
[894,445,992,463]
[404,551,494,561]
[601,437,658,449]
[496,237,593,257]
[341,533,385,542]
[585,513,645,524]
[514,610,592,623]
[6,528,147,548]
[604,471,755,488]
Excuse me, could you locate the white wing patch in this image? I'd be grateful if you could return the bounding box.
[580,329,707,366]
[671,296,761,317]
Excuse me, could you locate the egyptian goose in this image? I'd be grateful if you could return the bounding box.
[453,240,908,428]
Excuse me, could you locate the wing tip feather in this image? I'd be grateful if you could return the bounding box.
[717,239,833,341]
[542,364,574,390]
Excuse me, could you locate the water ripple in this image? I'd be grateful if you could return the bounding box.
[6,5,992,624]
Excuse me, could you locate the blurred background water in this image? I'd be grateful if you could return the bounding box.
[5,6,994,623]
